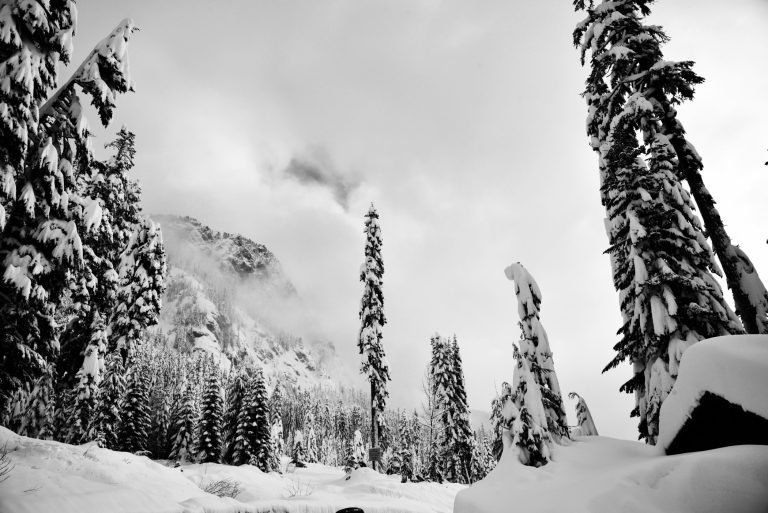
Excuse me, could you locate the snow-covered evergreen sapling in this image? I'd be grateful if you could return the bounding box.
[352,428,366,467]
[489,382,512,461]
[292,429,306,465]
[568,392,598,437]
[358,204,391,469]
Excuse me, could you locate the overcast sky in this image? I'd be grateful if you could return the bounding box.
[75,0,767,440]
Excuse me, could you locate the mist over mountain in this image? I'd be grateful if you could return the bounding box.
[150,214,348,388]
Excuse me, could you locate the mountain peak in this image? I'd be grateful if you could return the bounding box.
[153,214,295,295]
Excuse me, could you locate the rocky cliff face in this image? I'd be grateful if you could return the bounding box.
[151,215,338,388]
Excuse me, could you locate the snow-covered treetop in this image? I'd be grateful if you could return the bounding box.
[504,262,542,324]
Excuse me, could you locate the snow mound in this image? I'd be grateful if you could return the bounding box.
[659,334,768,452]
[454,436,768,513]
[659,335,768,449]
[0,427,207,513]
[0,428,462,513]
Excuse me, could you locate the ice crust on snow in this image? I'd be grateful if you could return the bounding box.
[658,335,768,450]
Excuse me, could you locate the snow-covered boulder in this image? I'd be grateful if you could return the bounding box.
[659,335,768,454]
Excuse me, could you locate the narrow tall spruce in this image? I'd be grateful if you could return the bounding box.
[358,204,390,470]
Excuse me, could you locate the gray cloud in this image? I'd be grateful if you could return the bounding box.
[283,151,359,210]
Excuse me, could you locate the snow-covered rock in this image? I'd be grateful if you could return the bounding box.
[454,436,768,513]
[658,335,768,454]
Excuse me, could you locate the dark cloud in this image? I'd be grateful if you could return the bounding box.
[283,151,359,210]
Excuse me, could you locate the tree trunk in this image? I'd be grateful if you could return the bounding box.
[656,98,766,334]
[371,380,378,471]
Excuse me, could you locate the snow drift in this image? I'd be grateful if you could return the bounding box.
[454,436,768,513]
[659,335,768,453]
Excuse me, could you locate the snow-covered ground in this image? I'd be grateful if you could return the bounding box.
[455,435,768,513]
[3,425,768,513]
[0,427,462,513]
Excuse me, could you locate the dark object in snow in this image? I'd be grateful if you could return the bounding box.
[336,508,364,513]
[665,392,768,455]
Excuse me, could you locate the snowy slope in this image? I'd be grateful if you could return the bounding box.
[152,214,342,389]
[0,428,462,513]
[454,436,768,513]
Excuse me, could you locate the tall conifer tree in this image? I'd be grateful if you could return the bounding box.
[574,0,768,335]
[358,203,390,469]
[573,1,744,443]
[0,9,137,412]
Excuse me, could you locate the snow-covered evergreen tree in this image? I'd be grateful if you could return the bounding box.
[508,345,552,467]
[305,423,319,464]
[169,379,198,462]
[112,218,167,359]
[148,377,173,459]
[574,0,768,335]
[198,360,223,463]
[269,380,284,427]
[574,0,747,444]
[352,428,366,466]
[58,126,149,387]
[93,354,125,449]
[504,263,569,442]
[392,412,415,482]
[358,203,390,469]
[428,333,474,483]
[489,381,512,461]
[271,417,285,458]
[246,369,273,471]
[568,392,599,437]
[68,312,108,443]
[118,363,150,454]
[479,434,496,476]
[448,336,475,483]
[9,368,57,440]
[269,420,283,472]
[0,10,137,413]
[292,429,306,464]
[222,369,248,464]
